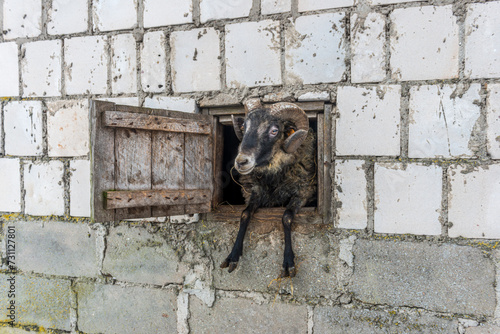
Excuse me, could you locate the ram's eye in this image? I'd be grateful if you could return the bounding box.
[270,128,278,137]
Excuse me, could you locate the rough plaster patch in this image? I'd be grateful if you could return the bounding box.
[339,235,356,266]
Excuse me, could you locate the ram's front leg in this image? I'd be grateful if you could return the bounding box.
[280,198,306,278]
[220,199,259,273]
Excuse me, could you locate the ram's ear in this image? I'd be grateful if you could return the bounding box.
[283,129,308,153]
[231,115,245,141]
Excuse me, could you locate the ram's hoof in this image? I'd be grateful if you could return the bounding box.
[220,260,239,273]
[279,266,296,278]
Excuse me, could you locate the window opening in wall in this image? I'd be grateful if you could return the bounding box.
[204,101,332,223]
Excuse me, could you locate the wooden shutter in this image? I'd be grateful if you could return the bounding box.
[90,100,216,222]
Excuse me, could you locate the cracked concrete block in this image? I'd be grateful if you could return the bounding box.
[298,0,354,12]
[336,85,401,156]
[0,274,71,330]
[335,160,367,230]
[70,159,91,217]
[409,84,482,159]
[212,222,340,298]
[285,13,346,85]
[13,221,98,277]
[314,306,459,333]
[144,96,198,113]
[351,12,386,83]
[93,0,137,32]
[0,158,21,212]
[48,0,88,35]
[189,295,307,333]
[21,40,62,97]
[448,164,500,239]
[2,0,42,40]
[351,240,496,316]
[144,0,192,27]
[47,100,89,157]
[200,0,252,23]
[171,28,221,93]
[64,35,108,95]
[102,225,189,285]
[24,161,65,216]
[4,101,43,156]
[390,5,459,81]
[225,20,281,88]
[487,84,500,159]
[77,282,177,334]
[0,42,19,97]
[374,163,442,235]
[111,34,137,95]
[141,31,167,93]
[465,2,500,79]
[262,0,291,14]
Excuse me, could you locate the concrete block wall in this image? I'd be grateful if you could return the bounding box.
[0,0,499,333]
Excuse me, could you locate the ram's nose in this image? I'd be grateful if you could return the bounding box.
[235,154,254,174]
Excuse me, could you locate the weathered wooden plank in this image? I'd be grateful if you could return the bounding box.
[115,128,152,220]
[323,104,333,224]
[317,113,324,215]
[207,101,325,117]
[103,110,212,134]
[152,131,185,217]
[115,103,212,122]
[217,111,320,126]
[212,119,224,209]
[185,133,213,214]
[106,189,211,209]
[90,100,116,223]
[208,205,318,223]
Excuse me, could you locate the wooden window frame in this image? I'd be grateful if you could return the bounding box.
[90,100,332,224]
[201,101,333,224]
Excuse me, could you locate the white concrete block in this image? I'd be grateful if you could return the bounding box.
[3,0,42,39]
[351,12,386,83]
[285,13,346,85]
[297,91,330,101]
[262,0,291,15]
[48,0,88,35]
[465,2,500,79]
[144,0,192,27]
[93,0,137,32]
[335,160,367,230]
[390,5,459,81]
[374,163,442,235]
[298,0,354,12]
[47,100,89,157]
[0,42,19,97]
[170,28,221,93]
[143,96,197,113]
[336,85,401,156]
[21,40,62,97]
[141,31,167,93]
[96,97,140,106]
[64,36,108,95]
[200,0,252,23]
[448,165,500,239]
[487,84,500,159]
[409,84,482,159]
[0,158,21,212]
[24,161,65,216]
[70,160,91,217]
[111,34,137,95]
[225,20,281,88]
[4,101,43,156]
[369,0,420,4]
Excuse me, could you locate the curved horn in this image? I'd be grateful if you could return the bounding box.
[270,102,309,153]
[243,98,263,114]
